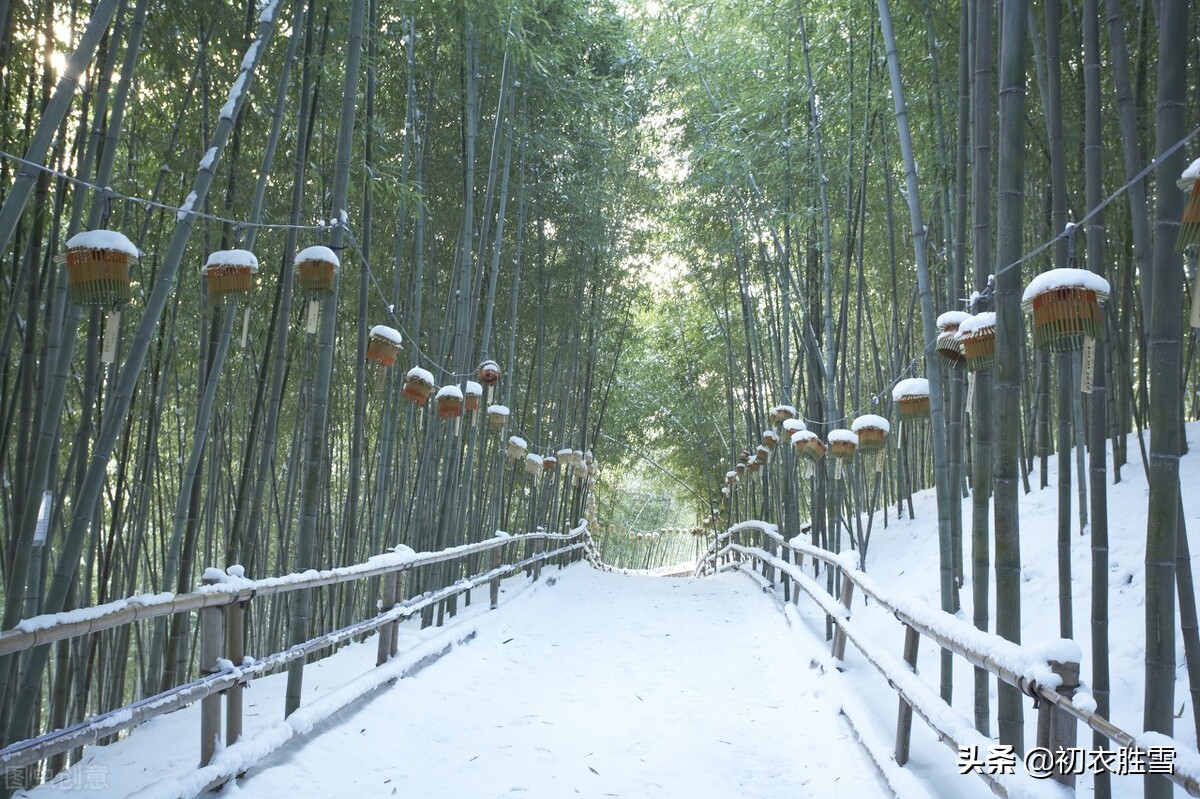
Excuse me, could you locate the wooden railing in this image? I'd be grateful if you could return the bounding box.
[0,525,594,792]
[697,521,1200,799]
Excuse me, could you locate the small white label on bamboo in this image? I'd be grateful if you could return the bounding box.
[966,372,976,410]
[34,490,52,546]
[876,452,885,473]
[306,299,319,334]
[241,307,251,347]
[454,417,461,437]
[101,311,120,364]
[835,459,844,481]
[1081,336,1096,394]
[803,460,813,478]
[1190,267,1200,328]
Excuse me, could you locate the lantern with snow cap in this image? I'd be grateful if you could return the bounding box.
[782,418,807,441]
[958,313,996,371]
[366,325,403,367]
[487,403,510,430]
[464,381,483,413]
[735,462,747,476]
[202,249,258,304]
[435,385,463,419]
[828,429,858,460]
[892,378,931,421]
[762,429,780,449]
[936,311,970,368]
[64,229,139,309]
[401,366,436,405]
[506,435,528,461]
[294,245,339,296]
[477,359,501,386]
[523,453,544,475]
[725,470,738,487]
[542,455,558,472]
[754,444,771,465]
[1177,157,1200,252]
[1022,269,1110,353]
[851,415,890,455]
[793,430,825,462]
[770,404,798,425]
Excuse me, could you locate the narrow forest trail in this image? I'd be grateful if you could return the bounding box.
[224,568,890,799]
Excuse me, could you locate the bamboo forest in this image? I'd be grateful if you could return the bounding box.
[0,0,1199,796]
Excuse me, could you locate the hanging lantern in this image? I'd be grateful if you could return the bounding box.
[435,385,464,419]
[762,429,780,449]
[891,378,931,421]
[1177,158,1200,252]
[524,453,544,475]
[782,418,807,442]
[770,404,798,425]
[63,229,139,309]
[542,455,558,472]
[464,381,483,412]
[793,431,825,462]
[851,415,890,455]
[959,313,997,371]
[477,359,502,386]
[506,435,528,460]
[401,366,436,405]
[828,429,858,460]
[747,460,760,474]
[1023,268,1110,352]
[735,462,747,476]
[754,444,771,465]
[725,470,738,487]
[294,245,339,295]
[739,448,752,464]
[936,311,971,368]
[201,249,258,304]
[487,403,510,429]
[366,325,403,367]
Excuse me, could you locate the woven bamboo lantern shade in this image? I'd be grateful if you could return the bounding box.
[770,404,798,425]
[435,385,464,419]
[739,448,752,464]
[477,359,501,386]
[828,429,858,460]
[294,245,339,295]
[891,378,931,421]
[782,418,807,442]
[506,435,528,460]
[762,429,780,449]
[792,430,825,462]
[735,462,747,476]
[1177,158,1200,252]
[725,470,738,487]
[487,403,510,429]
[754,444,771,465]
[64,230,139,309]
[936,311,971,368]
[1022,268,1111,352]
[523,453,544,475]
[957,313,996,371]
[464,381,483,412]
[851,415,890,454]
[542,455,558,472]
[202,249,258,304]
[365,325,402,367]
[747,460,760,474]
[401,366,436,405]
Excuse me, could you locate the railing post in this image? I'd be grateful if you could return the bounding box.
[390,573,405,657]
[780,545,791,601]
[377,570,400,666]
[894,624,921,766]
[533,535,545,581]
[199,577,225,767]
[1035,659,1080,788]
[490,544,504,608]
[830,568,855,663]
[225,598,246,746]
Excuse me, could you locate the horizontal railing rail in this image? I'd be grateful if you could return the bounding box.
[0,524,595,792]
[699,520,1200,798]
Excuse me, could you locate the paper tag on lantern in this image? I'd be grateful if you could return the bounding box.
[241,308,251,347]
[966,372,976,410]
[455,417,461,437]
[876,452,885,473]
[1191,267,1200,328]
[101,311,120,364]
[835,460,844,481]
[306,300,319,334]
[803,460,813,478]
[1081,337,1096,394]
[34,490,52,546]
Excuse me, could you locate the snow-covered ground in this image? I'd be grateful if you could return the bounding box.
[18,422,1198,798]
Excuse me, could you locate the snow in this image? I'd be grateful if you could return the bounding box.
[258,0,281,22]
[65,229,139,257]
[368,325,402,344]
[771,404,798,419]
[293,245,339,267]
[852,414,891,434]
[792,429,817,445]
[219,73,248,120]
[1180,157,1200,189]
[202,248,259,272]
[176,191,197,221]
[14,593,174,633]
[958,312,996,335]
[828,428,858,445]
[507,435,527,450]
[487,404,510,416]
[434,385,463,400]
[782,418,807,434]
[524,453,544,470]
[465,380,483,397]
[892,377,930,400]
[936,311,971,330]
[198,147,218,172]
[404,366,434,385]
[1021,268,1112,303]
[762,429,779,442]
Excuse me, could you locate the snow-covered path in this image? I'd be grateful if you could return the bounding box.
[227,567,888,799]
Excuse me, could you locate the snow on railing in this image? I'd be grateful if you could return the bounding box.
[0,524,601,792]
[697,520,1200,798]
